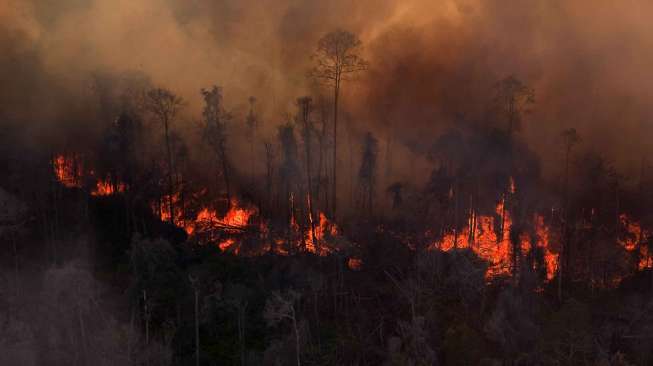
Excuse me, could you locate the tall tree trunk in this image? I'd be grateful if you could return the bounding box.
[195,287,200,366]
[220,144,232,209]
[12,231,19,298]
[292,307,301,366]
[559,147,571,302]
[301,100,318,250]
[164,117,175,224]
[332,77,340,218]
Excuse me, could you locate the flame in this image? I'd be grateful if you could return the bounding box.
[434,182,558,281]
[53,154,82,187]
[91,179,125,196]
[218,238,237,253]
[185,201,256,234]
[54,154,128,196]
[348,258,362,270]
[619,214,652,270]
[437,202,509,278]
[158,193,185,226]
[536,216,558,280]
[305,212,338,255]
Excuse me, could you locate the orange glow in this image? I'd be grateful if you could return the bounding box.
[619,214,652,270]
[436,201,514,279]
[91,179,125,196]
[186,201,256,234]
[158,193,185,226]
[433,181,559,281]
[305,212,338,255]
[348,258,362,270]
[218,238,237,253]
[534,215,558,280]
[53,154,82,187]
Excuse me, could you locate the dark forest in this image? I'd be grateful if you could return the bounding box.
[2,1,653,365]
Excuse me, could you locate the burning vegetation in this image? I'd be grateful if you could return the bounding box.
[36,63,653,365]
[5,1,653,365]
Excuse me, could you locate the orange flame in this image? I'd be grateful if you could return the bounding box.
[434,182,558,281]
[348,258,363,270]
[619,214,652,270]
[305,212,338,255]
[91,179,126,196]
[188,203,255,233]
[53,155,82,187]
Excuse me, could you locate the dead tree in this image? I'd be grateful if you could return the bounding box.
[246,96,259,181]
[310,29,368,218]
[357,132,378,218]
[492,77,534,250]
[263,140,275,212]
[145,88,183,224]
[264,290,302,366]
[298,97,318,248]
[189,275,200,366]
[559,127,581,301]
[201,85,232,208]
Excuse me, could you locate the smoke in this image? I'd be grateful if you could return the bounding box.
[355,0,653,178]
[1,0,652,178]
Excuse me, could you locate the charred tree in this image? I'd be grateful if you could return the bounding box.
[357,132,378,218]
[246,96,259,182]
[559,128,581,301]
[145,88,183,224]
[310,30,368,219]
[298,97,318,249]
[201,85,233,209]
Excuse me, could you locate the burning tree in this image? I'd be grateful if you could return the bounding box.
[297,97,318,248]
[278,122,302,246]
[145,87,184,224]
[201,85,233,208]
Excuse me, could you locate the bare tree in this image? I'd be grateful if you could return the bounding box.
[201,85,233,208]
[264,290,302,366]
[278,122,301,245]
[559,127,581,301]
[145,88,183,224]
[298,97,318,248]
[263,140,275,212]
[189,275,200,366]
[492,77,534,253]
[357,132,378,218]
[310,30,368,218]
[246,96,258,181]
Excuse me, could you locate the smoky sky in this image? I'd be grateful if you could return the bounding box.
[2,0,653,179]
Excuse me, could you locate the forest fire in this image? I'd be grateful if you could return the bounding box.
[55,152,651,283]
[53,154,125,196]
[434,190,558,280]
[91,180,126,196]
[305,212,339,255]
[53,154,82,188]
[11,3,653,363]
[183,199,257,251]
[53,153,342,256]
[619,214,653,270]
